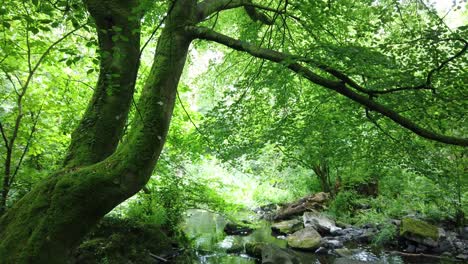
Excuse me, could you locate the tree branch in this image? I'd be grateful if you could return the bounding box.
[0,121,9,151]
[196,0,297,23]
[187,26,468,146]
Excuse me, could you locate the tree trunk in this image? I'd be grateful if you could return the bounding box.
[0,1,196,262]
[63,0,142,168]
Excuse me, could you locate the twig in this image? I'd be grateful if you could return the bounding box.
[149,252,168,262]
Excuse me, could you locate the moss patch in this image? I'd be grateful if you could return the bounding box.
[71,217,176,264]
[400,218,438,241]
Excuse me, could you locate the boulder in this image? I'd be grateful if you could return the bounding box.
[286,227,321,250]
[262,244,302,264]
[303,211,341,234]
[245,242,302,264]
[271,219,303,235]
[400,218,440,247]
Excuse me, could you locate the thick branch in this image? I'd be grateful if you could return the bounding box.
[188,26,468,146]
[64,0,143,168]
[196,0,282,24]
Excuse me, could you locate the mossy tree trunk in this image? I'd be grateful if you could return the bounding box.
[0,0,197,262]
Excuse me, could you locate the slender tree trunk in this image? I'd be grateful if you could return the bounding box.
[0,151,12,215]
[0,1,196,262]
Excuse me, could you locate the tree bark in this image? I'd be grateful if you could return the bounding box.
[0,0,196,262]
[63,0,142,168]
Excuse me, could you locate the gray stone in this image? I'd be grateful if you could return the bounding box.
[303,211,341,234]
[315,247,328,254]
[271,219,303,235]
[286,227,321,250]
[321,239,343,249]
[334,248,353,257]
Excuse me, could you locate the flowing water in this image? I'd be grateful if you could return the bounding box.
[174,209,458,264]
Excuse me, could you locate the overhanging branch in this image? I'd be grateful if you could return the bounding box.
[187,26,468,146]
[196,0,296,24]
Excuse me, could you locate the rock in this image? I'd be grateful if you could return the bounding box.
[271,219,303,235]
[334,248,353,257]
[415,244,428,253]
[223,222,253,236]
[400,218,439,247]
[335,221,352,229]
[357,228,376,243]
[433,238,454,253]
[456,254,468,261]
[303,211,341,234]
[321,238,343,249]
[245,242,302,264]
[286,227,322,250]
[405,244,416,253]
[315,247,328,254]
[261,244,302,264]
[461,227,468,240]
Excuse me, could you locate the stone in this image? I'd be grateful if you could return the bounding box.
[321,239,343,249]
[286,227,322,250]
[315,247,328,254]
[245,242,303,264]
[461,227,468,240]
[455,254,468,261]
[271,219,303,235]
[334,248,353,257]
[357,228,376,243]
[415,244,428,253]
[400,218,439,247]
[405,244,416,253]
[303,211,341,234]
[261,244,302,264]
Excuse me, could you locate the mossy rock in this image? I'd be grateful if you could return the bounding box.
[71,217,175,264]
[286,227,321,250]
[400,218,440,248]
[400,218,438,240]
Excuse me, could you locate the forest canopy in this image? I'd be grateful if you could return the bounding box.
[0,0,466,263]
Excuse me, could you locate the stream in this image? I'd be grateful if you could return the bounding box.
[174,209,458,264]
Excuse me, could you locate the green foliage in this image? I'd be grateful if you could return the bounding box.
[372,223,397,247]
[328,191,361,220]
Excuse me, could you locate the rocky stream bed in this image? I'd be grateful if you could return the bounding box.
[174,193,468,264]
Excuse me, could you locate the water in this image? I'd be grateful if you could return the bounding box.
[175,209,458,264]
